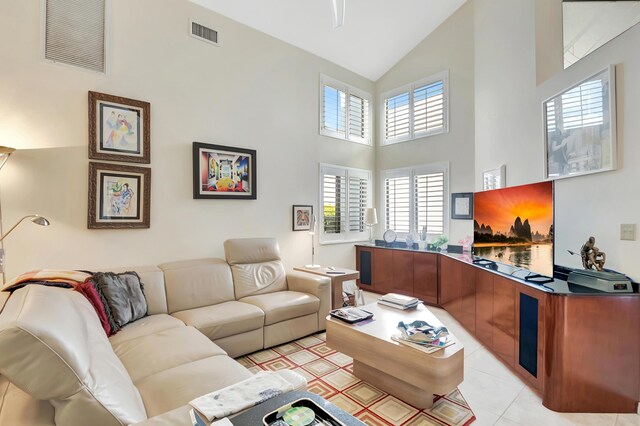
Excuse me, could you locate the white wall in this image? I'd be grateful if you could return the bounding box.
[4,0,638,282]
[475,0,640,280]
[374,2,476,245]
[0,0,374,278]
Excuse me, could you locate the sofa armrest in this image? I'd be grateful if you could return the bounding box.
[0,376,56,426]
[286,271,331,330]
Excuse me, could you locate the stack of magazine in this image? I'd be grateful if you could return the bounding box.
[377,293,420,310]
[392,320,454,353]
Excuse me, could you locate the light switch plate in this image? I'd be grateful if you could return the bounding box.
[620,224,636,241]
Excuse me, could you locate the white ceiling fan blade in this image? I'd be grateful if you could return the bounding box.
[331,0,345,28]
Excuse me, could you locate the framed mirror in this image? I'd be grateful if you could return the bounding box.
[563,1,640,68]
[543,66,616,180]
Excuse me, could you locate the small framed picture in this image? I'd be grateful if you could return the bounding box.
[292,205,313,231]
[88,162,151,229]
[193,142,257,200]
[482,165,506,190]
[451,192,473,220]
[88,91,150,164]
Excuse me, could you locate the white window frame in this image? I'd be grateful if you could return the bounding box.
[380,162,449,239]
[380,70,449,145]
[319,74,373,145]
[319,163,373,244]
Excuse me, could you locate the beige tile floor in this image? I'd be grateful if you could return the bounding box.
[359,291,640,426]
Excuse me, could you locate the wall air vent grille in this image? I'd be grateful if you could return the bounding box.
[190,20,219,46]
[44,0,106,73]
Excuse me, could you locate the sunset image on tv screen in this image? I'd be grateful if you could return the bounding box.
[474,181,554,276]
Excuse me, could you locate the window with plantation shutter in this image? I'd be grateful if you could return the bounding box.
[320,164,372,243]
[320,75,372,145]
[348,174,368,232]
[384,92,410,140]
[381,71,449,145]
[322,171,346,235]
[382,163,448,238]
[414,80,444,135]
[385,176,411,234]
[415,172,445,235]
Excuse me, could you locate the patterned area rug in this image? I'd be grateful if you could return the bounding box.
[236,332,476,426]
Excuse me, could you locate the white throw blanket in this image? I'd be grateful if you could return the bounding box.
[189,370,307,421]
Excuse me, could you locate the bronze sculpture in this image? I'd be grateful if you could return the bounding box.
[580,236,606,271]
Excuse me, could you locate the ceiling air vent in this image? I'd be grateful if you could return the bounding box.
[44,0,106,73]
[190,20,219,46]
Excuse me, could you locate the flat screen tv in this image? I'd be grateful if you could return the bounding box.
[473,181,554,277]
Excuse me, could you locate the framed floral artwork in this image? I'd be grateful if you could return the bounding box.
[88,162,151,229]
[88,91,151,163]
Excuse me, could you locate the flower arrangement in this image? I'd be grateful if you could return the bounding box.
[458,235,473,251]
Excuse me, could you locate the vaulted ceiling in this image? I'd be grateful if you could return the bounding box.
[190,0,467,81]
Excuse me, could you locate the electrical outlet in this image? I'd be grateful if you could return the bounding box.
[620,224,636,241]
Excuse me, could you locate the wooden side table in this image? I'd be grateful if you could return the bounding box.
[293,266,360,309]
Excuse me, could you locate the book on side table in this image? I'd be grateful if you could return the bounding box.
[378,293,420,310]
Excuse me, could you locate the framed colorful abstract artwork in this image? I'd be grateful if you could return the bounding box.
[292,205,313,231]
[192,142,257,200]
[88,91,151,163]
[88,162,151,229]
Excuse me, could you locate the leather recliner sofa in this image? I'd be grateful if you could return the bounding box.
[0,238,331,425]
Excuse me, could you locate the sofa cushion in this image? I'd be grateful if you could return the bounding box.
[92,271,147,330]
[135,355,252,417]
[239,291,320,325]
[172,301,264,340]
[159,258,235,313]
[0,286,147,426]
[231,261,288,299]
[113,326,226,382]
[224,238,282,265]
[109,314,184,346]
[110,265,168,315]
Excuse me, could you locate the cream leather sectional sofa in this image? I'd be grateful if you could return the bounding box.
[0,238,330,426]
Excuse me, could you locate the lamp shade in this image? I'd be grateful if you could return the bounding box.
[308,214,317,235]
[31,215,50,227]
[364,208,378,226]
[0,214,51,242]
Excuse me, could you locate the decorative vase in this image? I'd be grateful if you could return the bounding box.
[406,233,415,248]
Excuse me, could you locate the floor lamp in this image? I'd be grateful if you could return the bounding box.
[0,146,15,284]
[305,214,321,269]
[0,215,50,283]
